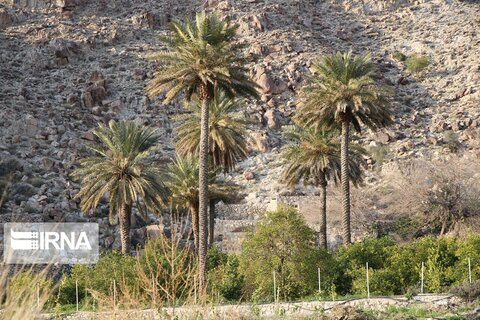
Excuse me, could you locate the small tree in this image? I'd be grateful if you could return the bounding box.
[72,120,168,254]
[281,124,365,249]
[239,206,332,301]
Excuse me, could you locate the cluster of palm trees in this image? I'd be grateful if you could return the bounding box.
[72,12,393,295]
[282,52,393,248]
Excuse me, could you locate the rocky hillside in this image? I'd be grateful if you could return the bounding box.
[0,0,479,248]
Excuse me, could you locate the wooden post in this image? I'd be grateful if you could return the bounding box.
[113,279,116,311]
[37,284,39,308]
[76,280,79,312]
[194,275,197,304]
[273,271,277,304]
[468,257,472,284]
[152,275,156,307]
[318,268,321,294]
[421,262,424,294]
[366,262,370,299]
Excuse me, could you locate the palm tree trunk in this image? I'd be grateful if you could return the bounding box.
[119,202,131,254]
[198,93,210,295]
[208,200,215,247]
[341,119,351,245]
[319,171,327,249]
[190,205,199,253]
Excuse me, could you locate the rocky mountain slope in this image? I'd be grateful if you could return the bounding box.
[0,0,479,248]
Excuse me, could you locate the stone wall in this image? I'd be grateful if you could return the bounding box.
[214,219,255,252]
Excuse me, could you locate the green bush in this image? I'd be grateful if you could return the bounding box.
[9,271,52,296]
[9,271,54,307]
[239,206,332,301]
[334,237,395,295]
[207,245,228,270]
[405,54,429,73]
[453,235,480,284]
[393,51,407,62]
[66,250,138,304]
[208,253,245,302]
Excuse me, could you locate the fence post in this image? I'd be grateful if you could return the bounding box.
[193,275,197,304]
[421,262,424,294]
[273,270,277,304]
[366,262,370,299]
[75,280,79,312]
[468,257,472,284]
[152,275,156,307]
[113,279,116,311]
[318,268,321,294]
[37,283,40,308]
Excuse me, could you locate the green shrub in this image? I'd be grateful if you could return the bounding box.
[207,245,228,271]
[239,206,332,301]
[393,51,407,62]
[67,250,138,304]
[334,237,395,295]
[450,280,480,302]
[405,54,429,73]
[208,254,245,301]
[9,271,54,306]
[453,235,480,284]
[424,237,458,292]
[390,216,419,240]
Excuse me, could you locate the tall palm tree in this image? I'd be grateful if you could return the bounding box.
[295,51,393,244]
[174,89,247,245]
[165,154,236,251]
[72,120,168,254]
[174,89,248,173]
[281,125,365,249]
[146,12,258,290]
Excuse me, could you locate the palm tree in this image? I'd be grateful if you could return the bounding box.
[281,125,365,249]
[165,155,205,252]
[72,120,168,254]
[165,154,236,251]
[295,51,393,244]
[146,12,258,290]
[174,89,247,245]
[174,89,248,173]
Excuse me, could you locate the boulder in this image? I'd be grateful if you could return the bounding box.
[81,130,95,141]
[0,8,14,28]
[263,109,281,130]
[82,71,107,108]
[249,131,269,153]
[243,170,254,180]
[255,66,288,95]
[131,10,157,29]
[49,38,81,65]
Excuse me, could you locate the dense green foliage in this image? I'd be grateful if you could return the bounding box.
[15,231,480,308]
[239,206,332,301]
[207,247,245,301]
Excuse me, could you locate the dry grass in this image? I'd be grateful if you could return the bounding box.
[0,263,54,320]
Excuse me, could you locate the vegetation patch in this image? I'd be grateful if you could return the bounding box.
[405,54,430,73]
